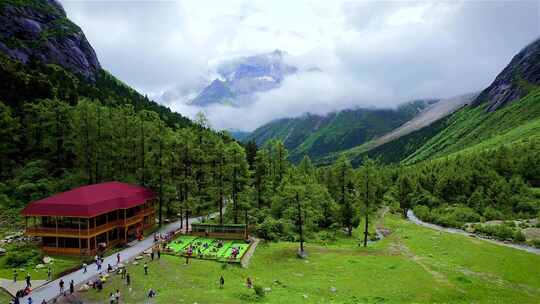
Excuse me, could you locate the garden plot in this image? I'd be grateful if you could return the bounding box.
[166,236,251,263]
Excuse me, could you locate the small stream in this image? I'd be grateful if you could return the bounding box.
[407,210,540,256]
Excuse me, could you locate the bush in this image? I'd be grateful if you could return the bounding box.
[513,230,526,242]
[255,217,283,241]
[474,224,516,240]
[253,285,265,298]
[483,207,505,221]
[3,246,42,268]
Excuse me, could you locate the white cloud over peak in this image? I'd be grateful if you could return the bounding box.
[61,0,539,131]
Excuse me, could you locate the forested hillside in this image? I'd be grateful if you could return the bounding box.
[246,99,436,163]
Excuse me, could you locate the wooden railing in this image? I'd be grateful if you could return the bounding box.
[26,208,155,237]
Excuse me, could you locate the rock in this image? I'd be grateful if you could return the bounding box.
[263,287,271,292]
[143,249,152,254]
[43,256,53,264]
[0,0,101,80]
[35,264,45,269]
[330,287,337,293]
[117,263,125,268]
[77,284,90,292]
[302,294,308,299]
[135,256,144,260]
[132,261,139,265]
[0,247,6,256]
[472,38,540,112]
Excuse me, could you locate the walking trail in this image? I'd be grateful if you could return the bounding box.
[19,212,216,304]
[407,210,540,256]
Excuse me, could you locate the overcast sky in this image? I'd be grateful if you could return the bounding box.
[60,0,540,131]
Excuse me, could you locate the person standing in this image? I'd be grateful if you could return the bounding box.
[13,269,17,282]
[59,279,65,295]
[219,275,224,289]
[25,273,31,288]
[150,250,154,261]
[69,279,74,295]
[126,272,131,286]
[109,292,115,304]
[144,263,148,275]
[157,248,161,259]
[47,267,52,281]
[116,253,121,265]
[121,267,126,279]
[115,289,121,303]
[97,260,102,271]
[26,297,32,304]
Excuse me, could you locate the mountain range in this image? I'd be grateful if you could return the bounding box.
[189,50,297,107]
[242,38,540,166]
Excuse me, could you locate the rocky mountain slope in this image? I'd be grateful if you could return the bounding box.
[327,38,540,167]
[0,0,101,81]
[245,99,437,163]
[0,0,193,129]
[191,50,297,106]
[473,38,540,112]
[368,92,478,149]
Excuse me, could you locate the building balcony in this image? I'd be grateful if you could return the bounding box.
[26,208,155,238]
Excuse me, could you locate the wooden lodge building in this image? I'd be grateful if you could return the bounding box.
[21,182,156,256]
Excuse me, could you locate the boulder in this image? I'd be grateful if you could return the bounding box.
[135,256,144,260]
[77,284,90,292]
[35,264,45,269]
[0,247,6,256]
[43,256,53,264]
[330,287,337,293]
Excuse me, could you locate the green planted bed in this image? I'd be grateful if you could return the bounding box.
[166,235,250,263]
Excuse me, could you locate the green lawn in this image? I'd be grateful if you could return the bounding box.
[0,289,11,303]
[0,253,84,281]
[79,214,540,303]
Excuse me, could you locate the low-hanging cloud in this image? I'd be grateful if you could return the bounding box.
[61,0,540,131]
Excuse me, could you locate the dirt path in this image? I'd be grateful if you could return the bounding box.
[407,210,540,256]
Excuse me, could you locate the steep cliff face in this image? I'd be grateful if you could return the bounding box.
[473,38,540,112]
[0,0,101,81]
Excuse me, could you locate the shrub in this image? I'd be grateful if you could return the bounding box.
[483,207,505,221]
[513,230,526,242]
[474,224,515,240]
[3,246,42,268]
[253,285,265,298]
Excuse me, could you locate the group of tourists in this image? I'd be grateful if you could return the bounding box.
[108,289,121,303]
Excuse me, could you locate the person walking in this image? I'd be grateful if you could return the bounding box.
[150,250,154,261]
[219,275,224,289]
[109,292,115,304]
[157,248,161,259]
[126,272,131,286]
[25,273,31,288]
[59,279,65,295]
[69,279,74,295]
[26,297,32,304]
[116,253,121,265]
[121,267,126,279]
[13,269,17,282]
[97,260,102,271]
[47,267,52,281]
[144,263,148,275]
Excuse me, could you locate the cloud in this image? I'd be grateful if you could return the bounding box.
[60,0,540,131]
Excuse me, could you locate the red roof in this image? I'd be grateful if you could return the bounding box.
[21,182,155,217]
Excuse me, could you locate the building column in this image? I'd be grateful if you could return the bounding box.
[55,217,59,248]
[78,220,81,252]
